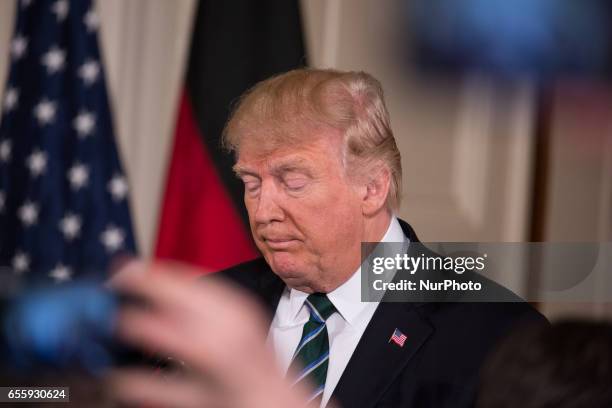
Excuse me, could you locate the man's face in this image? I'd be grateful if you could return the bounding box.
[235,132,365,293]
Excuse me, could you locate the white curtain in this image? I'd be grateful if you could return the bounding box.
[96,0,196,256]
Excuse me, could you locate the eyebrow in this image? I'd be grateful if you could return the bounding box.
[232,164,257,178]
[233,158,313,178]
[271,162,313,177]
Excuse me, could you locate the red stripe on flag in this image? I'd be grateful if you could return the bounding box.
[155,90,258,273]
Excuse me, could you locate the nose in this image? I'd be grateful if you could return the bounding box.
[252,181,285,225]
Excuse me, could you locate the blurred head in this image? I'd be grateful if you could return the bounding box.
[478,320,612,408]
[223,69,401,293]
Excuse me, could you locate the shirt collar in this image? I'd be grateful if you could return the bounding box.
[287,216,407,325]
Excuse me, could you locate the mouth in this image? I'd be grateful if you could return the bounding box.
[262,237,299,250]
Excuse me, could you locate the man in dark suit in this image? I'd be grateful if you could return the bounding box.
[219,68,546,407]
[112,68,545,408]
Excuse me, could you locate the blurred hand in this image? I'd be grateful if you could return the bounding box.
[107,260,316,408]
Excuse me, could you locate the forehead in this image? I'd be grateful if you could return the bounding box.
[234,134,344,174]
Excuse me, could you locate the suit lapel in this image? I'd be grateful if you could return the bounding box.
[331,301,433,408]
[331,219,433,407]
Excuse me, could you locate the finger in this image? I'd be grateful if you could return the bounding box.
[116,306,204,366]
[106,258,147,289]
[116,301,259,371]
[111,261,244,318]
[112,262,270,352]
[110,260,191,296]
[116,303,279,393]
[107,368,227,408]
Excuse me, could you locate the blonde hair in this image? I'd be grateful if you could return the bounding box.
[223,68,402,211]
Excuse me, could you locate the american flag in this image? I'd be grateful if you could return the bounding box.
[0,0,136,285]
[389,328,407,347]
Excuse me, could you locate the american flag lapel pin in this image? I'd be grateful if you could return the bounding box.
[389,328,407,347]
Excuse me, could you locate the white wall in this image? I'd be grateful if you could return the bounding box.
[540,86,612,319]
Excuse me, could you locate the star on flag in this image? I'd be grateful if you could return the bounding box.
[59,213,82,240]
[12,252,30,274]
[49,263,73,282]
[41,45,66,74]
[11,35,28,59]
[3,87,19,111]
[26,149,48,177]
[0,140,12,162]
[33,98,57,125]
[78,59,100,85]
[73,110,96,138]
[18,201,39,227]
[51,0,69,22]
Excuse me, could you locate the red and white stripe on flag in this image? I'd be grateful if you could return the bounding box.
[389,329,407,347]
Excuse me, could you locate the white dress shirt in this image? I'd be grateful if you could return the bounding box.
[268,217,407,407]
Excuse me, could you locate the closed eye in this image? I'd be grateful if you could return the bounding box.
[245,181,260,192]
[241,176,261,195]
[284,178,308,191]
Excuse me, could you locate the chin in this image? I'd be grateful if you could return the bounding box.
[268,253,303,278]
[266,252,318,289]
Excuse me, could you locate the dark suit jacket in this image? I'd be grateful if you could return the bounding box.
[219,220,547,408]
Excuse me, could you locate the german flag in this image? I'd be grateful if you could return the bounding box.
[155,0,307,273]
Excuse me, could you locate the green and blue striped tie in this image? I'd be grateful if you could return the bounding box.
[289,293,337,404]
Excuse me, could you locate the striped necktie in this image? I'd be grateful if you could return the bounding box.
[289,293,337,404]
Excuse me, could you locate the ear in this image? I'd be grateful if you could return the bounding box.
[361,165,391,216]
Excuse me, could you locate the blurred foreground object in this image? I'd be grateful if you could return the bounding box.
[0,277,144,377]
[0,0,136,285]
[478,320,612,407]
[0,261,324,407]
[109,261,319,408]
[408,0,612,80]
